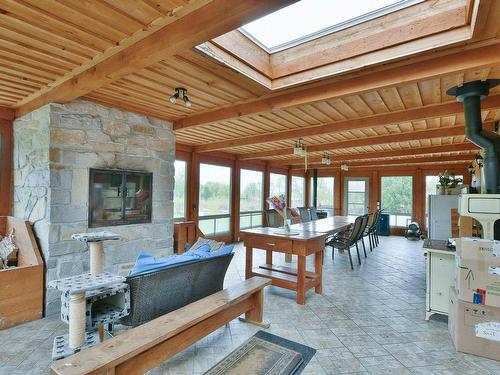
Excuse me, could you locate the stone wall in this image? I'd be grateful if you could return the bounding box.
[13,100,175,314]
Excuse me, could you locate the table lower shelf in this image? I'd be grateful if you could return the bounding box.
[251,263,320,291]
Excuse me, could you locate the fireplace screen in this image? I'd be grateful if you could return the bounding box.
[89,169,152,227]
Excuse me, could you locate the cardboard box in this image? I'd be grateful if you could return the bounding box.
[455,238,500,307]
[449,286,500,361]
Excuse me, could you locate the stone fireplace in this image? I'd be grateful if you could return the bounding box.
[13,100,175,314]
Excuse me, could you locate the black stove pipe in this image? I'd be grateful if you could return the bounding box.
[447,80,500,194]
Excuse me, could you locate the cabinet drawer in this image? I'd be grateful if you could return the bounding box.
[247,236,293,252]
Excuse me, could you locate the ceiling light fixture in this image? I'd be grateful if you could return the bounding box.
[340,162,348,171]
[293,138,306,156]
[475,154,484,168]
[321,151,331,165]
[467,164,475,175]
[170,87,191,107]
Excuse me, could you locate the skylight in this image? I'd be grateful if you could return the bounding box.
[241,0,423,52]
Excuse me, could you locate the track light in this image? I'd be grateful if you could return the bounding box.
[293,138,306,156]
[169,87,191,107]
[321,152,331,165]
[475,154,484,168]
[169,92,179,104]
[183,94,192,108]
[468,164,474,175]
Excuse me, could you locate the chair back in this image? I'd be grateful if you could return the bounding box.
[346,215,365,245]
[265,209,280,228]
[371,210,381,230]
[309,207,319,220]
[286,208,294,221]
[297,207,311,222]
[358,214,370,240]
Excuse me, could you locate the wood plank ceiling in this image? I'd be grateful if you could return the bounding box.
[1,0,500,170]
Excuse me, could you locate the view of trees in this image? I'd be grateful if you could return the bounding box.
[269,173,287,199]
[381,176,413,214]
[240,169,263,212]
[199,164,231,216]
[310,177,334,214]
[291,176,305,207]
[173,160,186,219]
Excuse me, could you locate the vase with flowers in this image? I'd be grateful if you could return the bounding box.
[266,194,299,235]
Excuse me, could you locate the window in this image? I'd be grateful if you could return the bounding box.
[269,173,287,199]
[345,178,369,216]
[310,177,334,216]
[198,163,232,236]
[291,176,305,208]
[173,160,187,221]
[89,169,152,228]
[241,0,419,52]
[381,176,413,227]
[240,169,264,230]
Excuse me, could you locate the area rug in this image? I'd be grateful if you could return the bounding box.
[204,330,316,375]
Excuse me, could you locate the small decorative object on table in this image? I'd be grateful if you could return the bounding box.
[267,195,299,235]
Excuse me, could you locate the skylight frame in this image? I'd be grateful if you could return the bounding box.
[239,0,425,53]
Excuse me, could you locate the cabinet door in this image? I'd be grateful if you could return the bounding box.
[429,253,455,313]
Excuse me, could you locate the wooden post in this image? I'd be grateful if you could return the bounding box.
[68,293,86,349]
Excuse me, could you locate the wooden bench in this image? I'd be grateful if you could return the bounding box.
[51,276,271,375]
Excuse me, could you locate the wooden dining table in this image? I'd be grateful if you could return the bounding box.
[240,216,354,305]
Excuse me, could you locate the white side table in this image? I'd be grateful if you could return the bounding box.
[423,239,456,320]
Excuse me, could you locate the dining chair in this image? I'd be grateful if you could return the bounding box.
[309,207,319,220]
[297,207,311,223]
[358,214,370,258]
[364,211,380,251]
[327,215,364,270]
[265,209,280,228]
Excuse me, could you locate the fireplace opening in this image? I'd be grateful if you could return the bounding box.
[89,168,152,227]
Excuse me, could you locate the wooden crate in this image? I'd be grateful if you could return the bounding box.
[0,217,44,330]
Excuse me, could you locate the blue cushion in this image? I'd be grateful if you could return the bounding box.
[128,251,199,276]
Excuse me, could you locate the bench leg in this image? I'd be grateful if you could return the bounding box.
[238,289,270,328]
[245,246,253,280]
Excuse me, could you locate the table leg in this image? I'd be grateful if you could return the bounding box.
[315,250,323,294]
[245,246,253,280]
[266,250,273,265]
[296,255,306,305]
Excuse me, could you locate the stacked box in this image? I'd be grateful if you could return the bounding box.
[455,238,500,307]
[449,286,500,361]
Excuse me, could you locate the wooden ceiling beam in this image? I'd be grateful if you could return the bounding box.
[300,155,472,169]
[0,107,15,121]
[14,0,297,118]
[273,143,478,166]
[193,95,500,152]
[238,126,468,160]
[174,42,500,130]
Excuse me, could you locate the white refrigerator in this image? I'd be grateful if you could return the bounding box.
[428,195,458,240]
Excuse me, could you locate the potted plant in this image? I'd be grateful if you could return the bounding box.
[437,170,451,195]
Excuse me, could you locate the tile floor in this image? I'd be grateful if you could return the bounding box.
[2,236,500,374]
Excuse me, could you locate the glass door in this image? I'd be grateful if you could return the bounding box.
[344,177,369,215]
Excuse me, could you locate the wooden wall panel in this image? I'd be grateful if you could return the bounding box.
[0,111,13,216]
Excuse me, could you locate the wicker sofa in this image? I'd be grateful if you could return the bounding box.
[120,253,234,326]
